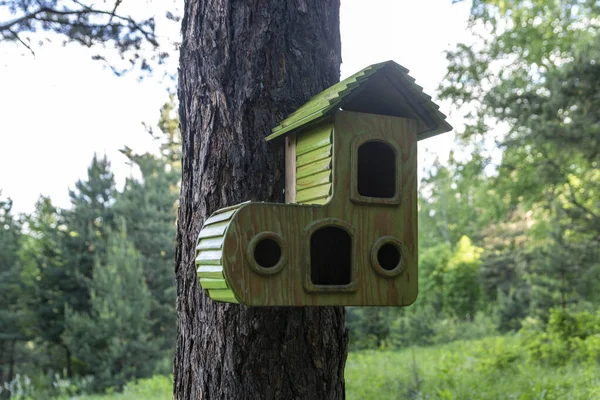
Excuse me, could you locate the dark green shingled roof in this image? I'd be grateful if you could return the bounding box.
[266,60,453,141]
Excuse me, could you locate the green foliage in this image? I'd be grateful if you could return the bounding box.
[0,196,32,387]
[346,308,395,349]
[114,150,179,358]
[62,154,117,315]
[114,95,180,364]
[346,335,600,399]
[64,228,159,391]
[418,154,502,251]
[522,307,600,366]
[444,236,483,319]
[0,97,180,393]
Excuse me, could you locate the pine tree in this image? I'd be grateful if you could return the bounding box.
[19,197,73,375]
[115,149,179,362]
[61,154,116,314]
[64,226,158,391]
[0,196,30,386]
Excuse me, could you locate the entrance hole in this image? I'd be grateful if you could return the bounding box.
[310,226,352,286]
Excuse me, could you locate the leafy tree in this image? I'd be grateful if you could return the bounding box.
[64,226,158,391]
[346,308,394,349]
[442,0,600,323]
[479,208,532,331]
[419,153,503,250]
[419,243,453,315]
[444,236,483,319]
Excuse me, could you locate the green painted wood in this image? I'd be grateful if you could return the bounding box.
[203,209,238,225]
[197,220,230,239]
[196,265,225,278]
[266,60,452,142]
[297,170,331,190]
[296,125,332,155]
[208,289,238,303]
[194,202,244,303]
[294,123,333,205]
[296,136,331,157]
[268,111,330,139]
[200,278,229,289]
[196,237,224,251]
[195,250,222,265]
[296,183,332,203]
[296,145,331,168]
[296,158,331,180]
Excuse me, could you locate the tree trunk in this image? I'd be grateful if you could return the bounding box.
[0,341,5,386]
[7,340,15,385]
[64,344,72,378]
[174,1,346,399]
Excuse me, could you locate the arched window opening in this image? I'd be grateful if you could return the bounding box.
[310,226,352,286]
[357,141,396,198]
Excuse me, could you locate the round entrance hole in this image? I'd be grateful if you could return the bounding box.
[247,232,287,276]
[377,243,401,270]
[370,236,406,278]
[254,238,281,269]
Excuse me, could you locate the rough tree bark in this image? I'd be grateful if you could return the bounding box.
[174,1,347,399]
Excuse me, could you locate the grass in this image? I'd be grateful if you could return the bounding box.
[52,375,172,400]
[345,336,600,399]
[44,336,600,399]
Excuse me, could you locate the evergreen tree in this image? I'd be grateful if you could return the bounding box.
[62,154,116,314]
[64,226,157,391]
[0,196,29,386]
[114,96,181,362]
[114,149,178,361]
[19,197,74,375]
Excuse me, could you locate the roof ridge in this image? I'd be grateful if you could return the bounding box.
[266,61,451,141]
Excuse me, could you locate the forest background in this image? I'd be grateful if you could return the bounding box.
[1,0,599,398]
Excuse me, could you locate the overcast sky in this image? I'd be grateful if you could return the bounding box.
[0,0,472,214]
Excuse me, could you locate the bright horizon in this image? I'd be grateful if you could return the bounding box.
[0,0,472,215]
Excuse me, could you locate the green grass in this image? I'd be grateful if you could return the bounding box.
[345,336,600,399]
[45,336,600,399]
[51,375,172,400]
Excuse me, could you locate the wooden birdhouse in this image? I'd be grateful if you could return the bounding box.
[195,60,452,306]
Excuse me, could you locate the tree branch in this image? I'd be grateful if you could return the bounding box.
[7,28,35,56]
[0,3,158,47]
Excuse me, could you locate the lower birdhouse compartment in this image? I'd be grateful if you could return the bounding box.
[195,201,417,306]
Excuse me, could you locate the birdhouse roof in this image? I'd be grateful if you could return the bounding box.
[266,60,452,141]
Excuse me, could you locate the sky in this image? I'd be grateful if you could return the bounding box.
[0,0,473,214]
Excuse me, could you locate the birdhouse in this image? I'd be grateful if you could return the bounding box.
[195,60,452,306]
